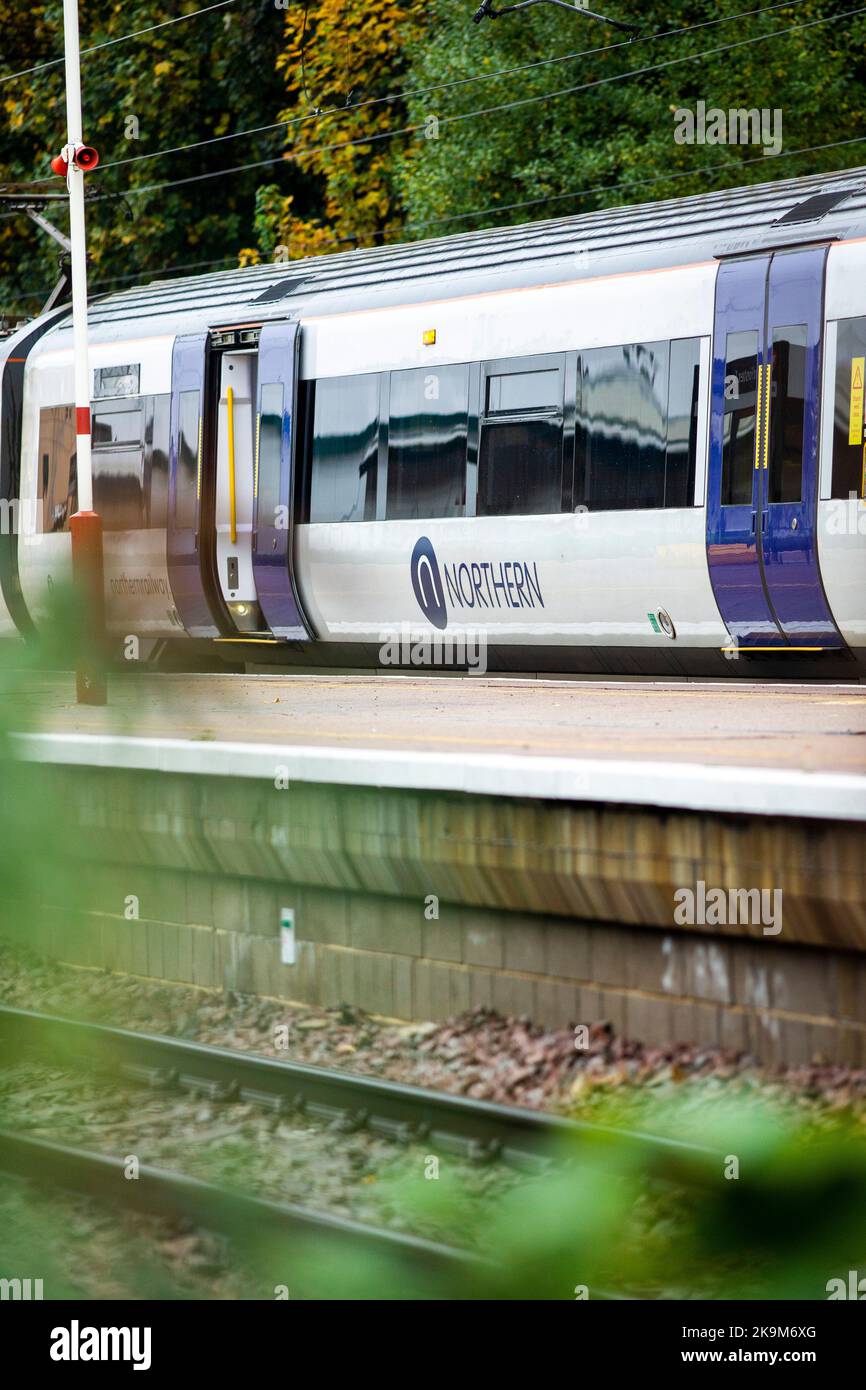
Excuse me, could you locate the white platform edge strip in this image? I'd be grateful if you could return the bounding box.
[11,732,866,822]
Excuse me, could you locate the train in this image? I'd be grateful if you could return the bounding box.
[2,163,865,678]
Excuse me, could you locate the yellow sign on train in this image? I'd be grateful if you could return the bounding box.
[850,356,865,447]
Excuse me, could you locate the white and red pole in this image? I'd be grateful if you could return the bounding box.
[57,0,106,704]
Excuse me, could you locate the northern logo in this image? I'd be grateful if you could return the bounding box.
[410,536,448,630]
[410,536,545,627]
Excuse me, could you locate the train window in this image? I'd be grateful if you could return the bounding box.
[92,407,142,447]
[720,330,759,507]
[831,316,866,499]
[92,451,146,531]
[664,338,701,507]
[38,405,77,533]
[175,389,201,532]
[478,418,563,516]
[387,365,469,521]
[768,326,806,504]
[576,341,669,510]
[146,394,170,529]
[487,368,561,415]
[92,401,145,531]
[255,382,284,538]
[309,374,378,523]
[477,355,564,517]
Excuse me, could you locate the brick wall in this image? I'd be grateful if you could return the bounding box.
[14,762,866,1065]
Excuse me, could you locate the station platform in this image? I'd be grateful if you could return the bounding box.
[9,671,866,821]
[6,671,866,1066]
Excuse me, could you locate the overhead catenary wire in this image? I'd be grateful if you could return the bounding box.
[70,4,866,206]
[0,0,238,86]
[73,0,823,176]
[7,0,824,188]
[7,134,866,306]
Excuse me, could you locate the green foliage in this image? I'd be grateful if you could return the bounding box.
[3,3,866,319]
[0,1,306,319]
[392,0,866,238]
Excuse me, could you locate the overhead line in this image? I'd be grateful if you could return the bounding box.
[6,138,866,307]
[85,0,818,176]
[12,0,821,187]
[0,0,238,86]
[86,5,866,205]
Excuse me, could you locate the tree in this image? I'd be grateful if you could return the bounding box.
[391,0,866,241]
[239,0,427,264]
[0,0,306,320]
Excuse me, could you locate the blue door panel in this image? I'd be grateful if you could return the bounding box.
[168,333,220,638]
[253,321,315,641]
[762,249,842,646]
[706,251,845,652]
[706,256,779,645]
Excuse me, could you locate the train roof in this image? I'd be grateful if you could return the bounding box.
[30,162,866,348]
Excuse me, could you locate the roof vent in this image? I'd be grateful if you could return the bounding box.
[252,275,308,304]
[772,187,860,226]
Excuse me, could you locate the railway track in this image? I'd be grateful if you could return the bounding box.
[0,1003,718,1172]
[0,1003,723,1297]
[0,1128,477,1295]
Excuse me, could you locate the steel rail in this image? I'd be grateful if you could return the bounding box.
[0,1004,720,1175]
[0,1128,477,1292]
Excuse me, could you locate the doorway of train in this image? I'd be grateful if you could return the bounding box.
[167,321,314,644]
[213,330,261,633]
[706,246,845,652]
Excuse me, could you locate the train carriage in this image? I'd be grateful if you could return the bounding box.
[2,164,866,676]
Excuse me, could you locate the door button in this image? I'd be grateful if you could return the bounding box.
[791,517,798,531]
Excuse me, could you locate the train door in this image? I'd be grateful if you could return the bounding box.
[214,351,261,633]
[252,319,313,641]
[706,249,844,650]
[167,332,224,637]
[167,324,315,643]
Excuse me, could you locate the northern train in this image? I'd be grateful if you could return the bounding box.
[2,164,866,677]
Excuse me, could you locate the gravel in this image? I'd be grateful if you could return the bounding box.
[2,940,865,1123]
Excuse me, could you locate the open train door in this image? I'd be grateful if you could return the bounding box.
[169,323,314,644]
[251,319,314,641]
[167,332,223,638]
[706,250,845,653]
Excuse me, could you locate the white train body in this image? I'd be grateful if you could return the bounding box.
[2,165,865,676]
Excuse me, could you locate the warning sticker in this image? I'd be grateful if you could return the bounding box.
[850,357,865,447]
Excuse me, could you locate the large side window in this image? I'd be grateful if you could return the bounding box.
[831,316,866,499]
[255,382,284,540]
[146,394,171,528]
[92,399,145,531]
[38,405,77,533]
[664,337,701,507]
[477,356,564,516]
[309,374,378,523]
[386,364,469,521]
[576,341,671,511]
[39,397,170,532]
[768,325,806,504]
[720,330,759,507]
[175,389,201,532]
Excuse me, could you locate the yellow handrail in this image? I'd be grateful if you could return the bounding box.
[763,361,772,469]
[227,385,237,544]
[753,364,764,471]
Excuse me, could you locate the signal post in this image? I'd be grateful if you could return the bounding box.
[53,0,106,704]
